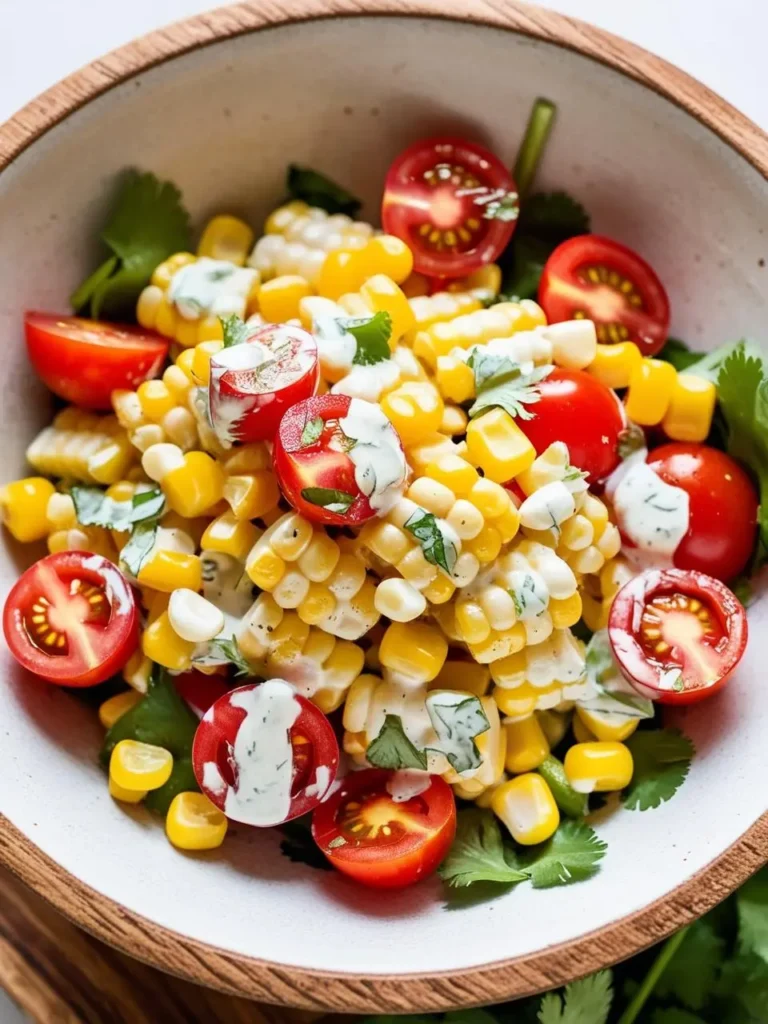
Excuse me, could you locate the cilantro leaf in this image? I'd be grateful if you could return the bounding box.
[71,170,191,320]
[717,952,768,1021]
[618,422,647,460]
[525,820,607,889]
[71,485,165,531]
[425,694,489,774]
[204,635,255,678]
[286,164,362,216]
[468,357,553,421]
[300,486,356,514]
[737,867,768,961]
[622,729,694,811]
[119,521,159,577]
[683,338,762,383]
[300,415,324,447]
[100,665,199,814]
[279,815,333,872]
[439,809,530,889]
[656,918,725,1010]
[340,311,392,366]
[220,313,252,348]
[404,508,458,575]
[366,715,428,771]
[537,971,612,1024]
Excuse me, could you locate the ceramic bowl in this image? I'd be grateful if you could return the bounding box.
[2,0,768,1014]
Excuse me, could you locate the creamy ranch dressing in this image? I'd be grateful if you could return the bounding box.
[425,691,489,774]
[506,568,549,620]
[191,553,255,668]
[332,359,401,402]
[339,398,408,515]
[312,314,356,375]
[386,769,432,803]
[610,453,689,568]
[168,258,257,320]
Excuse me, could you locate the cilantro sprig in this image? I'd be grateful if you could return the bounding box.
[467,352,553,421]
[404,508,458,575]
[340,311,393,366]
[71,485,165,531]
[538,971,613,1024]
[71,170,191,320]
[366,715,428,771]
[366,702,489,775]
[203,635,255,678]
[622,729,694,811]
[287,164,362,216]
[300,486,356,514]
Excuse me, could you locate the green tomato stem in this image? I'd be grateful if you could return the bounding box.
[513,98,557,200]
[616,925,690,1024]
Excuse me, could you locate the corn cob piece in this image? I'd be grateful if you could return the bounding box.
[491,628,592,715]
[412,299,546,369]
[26,408,137,485]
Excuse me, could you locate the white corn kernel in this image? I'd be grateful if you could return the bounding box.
[46,492,76,529]
[162,407,198,450]
[519,482,575,531]
[142,442,185,481]
[374,578,427,622]
[479,585,517,631]
[168,589,225,643]
[272,570,311,609]
[445,499,484,540]
[543,319,597,370]
[406,478,456,518]
[451,551,480,588]
[131,424,166,453]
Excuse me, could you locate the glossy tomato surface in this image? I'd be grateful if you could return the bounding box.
[382,137,517,278]
[312,769,456,888]
[2,552,139,687]
[538,236,670,356]
[25,312,169,410]
[608,568,747,705]
[173,670,231,718]
[192,682,339,826]
[274,393,404,527]
[646,444,758,582]
[208,323,318,444]
[517,368,625,482]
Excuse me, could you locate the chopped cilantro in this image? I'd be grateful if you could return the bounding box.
[580,630,654,720]
[438,809,530,889]
[286,164,362,217]
[404,508,458,575]
[622,728,694,811]
[300,486,356,514]
[119,520,159,577]
[220,313,252,348]
[71,170,191,320]
[468,354,553,421]
[537,971,613,1024]
[340,311,392,366]
[71,485,165,531]
[425,695,490,774]
[300,415,324,447]
[523,819,607,889]
[365,715,428,771]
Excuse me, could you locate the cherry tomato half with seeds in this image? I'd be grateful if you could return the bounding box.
[382,138,518,279]
[192,680,339,827]
[538,236,670,356]
[2,552,139,687]
[516,368,625,482]
[208,323,318,444]
[608,568,747,705]
[312,769,456,888]
[274,393,407,527]
[25,312,169,411]
[646,443,758,582]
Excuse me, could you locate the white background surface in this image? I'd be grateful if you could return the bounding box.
[0,1,763,1021]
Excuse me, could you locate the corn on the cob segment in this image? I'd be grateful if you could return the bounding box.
[412,300,547,369]
[27,408,137,484]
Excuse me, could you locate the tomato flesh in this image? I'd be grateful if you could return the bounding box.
[516,368,625,482]
[608,569,747,705]
[312,769,456,888]
[2,552,139,687]
[208,323,319,444]
[538,236,670,357]
[173,670,231,718]
[25,312,169,410]
[192,681,339,826]
[382,138,518,278]
[646,443,758,582]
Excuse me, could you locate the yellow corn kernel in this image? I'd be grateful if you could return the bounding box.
[223,471,280,520]
[201,512,260,561]
[162,452,225,517]
[559,514,594,552]
[575,706,640,743]
[379,621,448,682]
[625,358,678,426]
[662,373,717,443]
[460,263,503,295]
[581,592,609,633]
[136,380,176,422]
[357,235,414,284]
[421,574,456,604]
[455,600,491,645]
[326,552,367,601]
[564,741,634,793]
[46,492,77,531]
[360,521,411,564]
[110,739,173,792]
[98,690,142,729]
[246,544,286,590]
[572,713,594,744]
[258,275,313,323]
[269,513,314,561]
[197,214,254,266]
[588,342,642,389]
[318,249,364,300]
[504,715,550,774]
[264,199,309,234]
[360,274,416,344]
[380,381,444,445]
[122,650,152,694]
[549,592,583,629]
[468,622,527,665]
[137,284,164,330]
[297,583,337,625]
[109,776,147,804]
[426,454,479,497]
[493,680,539,718]
[430,659,490,697]
[137,550,202,593]
[166,792,228,851]
[1,477,55,542]
[464,524,503,565]
[467,478,509,520]
[491,774,559,845]
[88,437,136,486]
[466,408,535,483]
[190,339,224,386]
[440,404,469,437]
[267,611,311,664]
[298,532,341,582]
[142,611,195,671]
[435,356,475,404]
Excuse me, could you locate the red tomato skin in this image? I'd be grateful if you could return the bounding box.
[2,552,139,687]
[516,368,625,482]
[25,312,169,410]
[608,568,747,706]
[312,769,457,889]
[538,236,670,357]
[192,682,339,826]
[646,444,758,582]
[173,671,231,718]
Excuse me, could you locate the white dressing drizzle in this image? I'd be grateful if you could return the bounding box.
[168,258,257,320]
[386,769,432,803]
[332,360,401,402]
[339,398,408,515]
[610,453,689,569]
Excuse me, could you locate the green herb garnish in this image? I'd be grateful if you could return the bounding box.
[286,164,362,216]
[404,508,458,575]
[300,415,324,447]
[425,695,490,774]
[71,485,165,531]
[205,635,254,677]
[339,311,392,366]
[365,714,428,771]
[119,521,159,577]
[300,486,356,514]
[622,729,695,811]
[467,352,552,421]
[523,819,607,889]
[538,971,613,1024]
[220,313,252,348]
[438,809,530,889]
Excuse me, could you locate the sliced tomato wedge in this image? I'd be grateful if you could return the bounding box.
[382,138,518,279]
[516,368,625,483]
[273,393,407,526]
[2,552,139,687]
[25,312,169,410]
[608,569,747,705]
[208,323,318,444]
[173,670,231,719]
[192,680,339,827]
[538,236,670,356]
[312,769,456,888]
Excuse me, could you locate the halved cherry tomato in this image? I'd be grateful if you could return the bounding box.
[173,670,231,718]
[608,568,747,705]
[312,769,456,888]
[382,138,518,279]
[274,393,407,527]
[2,552,139,687]
[646,444,758,582]
[208,323,318,444]
[538,236,670,356]
[25,312,169,410]
[192,681,339,827]
[516,368,625,482]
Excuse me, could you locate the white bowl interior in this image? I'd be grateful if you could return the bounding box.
[2,14,767,979]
